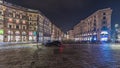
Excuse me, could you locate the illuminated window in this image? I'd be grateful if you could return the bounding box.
[101,37,108,41]
[22,31,26,35]
[16,19,19,23]
[9,18,13,22]
[13,13,15,18]
[0,0,3,3]
[8,30,13,34]
[0,16,3,20]
[29,32,33,35]
[15,31,20,35]
[23,20,26,24]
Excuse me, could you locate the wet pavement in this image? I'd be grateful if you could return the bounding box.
[0,43,120,68]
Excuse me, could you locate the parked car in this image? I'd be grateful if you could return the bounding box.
[45,41,62,47]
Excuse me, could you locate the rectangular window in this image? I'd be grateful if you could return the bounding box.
[0,11,2,15]
[0,16,3,20]
[29,27,33,30]
[16,25,19,29]
[9,25,12,28]
[29,22,32,25]
[13,13,15,18]
[22,25,26,30]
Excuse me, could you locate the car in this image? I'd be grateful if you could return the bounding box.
[52,41,61,47]
[45,41,62,47]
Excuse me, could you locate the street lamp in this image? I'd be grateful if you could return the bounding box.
[36,15,40,49]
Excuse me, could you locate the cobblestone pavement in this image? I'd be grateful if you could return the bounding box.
[0,43,120,68]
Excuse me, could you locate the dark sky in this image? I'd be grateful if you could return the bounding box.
[4,0,120,32]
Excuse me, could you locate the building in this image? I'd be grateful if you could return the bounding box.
[27,9,39,42]
[67,30,74,40]
[51,24,56,41]
[0,0,64,43]
[43,17,52,43]
[0,1,4,42]
[1,1,29,42]
[114,24,120,42]
[37,13,44,43]
[73,8,112,42]
[51,24,64,41]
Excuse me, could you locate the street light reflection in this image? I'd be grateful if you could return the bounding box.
[110,44,120,50]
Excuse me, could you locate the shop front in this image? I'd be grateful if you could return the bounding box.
[15,36,20,42]
[29,31,37,42]
[15,31,21,42]
[38,32,43,43]
[100,31,109,41]
[22,31,27,42]
[7,30,13,42]
[0,29,4,42]
[29,31,33,42]
[33,31,37,42]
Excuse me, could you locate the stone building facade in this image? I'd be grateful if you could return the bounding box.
[67,30,74,40]
[74,8,112,42]
[2,2,28,42]
[0,0,64,43]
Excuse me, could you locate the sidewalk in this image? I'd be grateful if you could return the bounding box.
[0,42,42,47]
[0,42,43,49]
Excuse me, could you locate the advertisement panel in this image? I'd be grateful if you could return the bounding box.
[0,29,4,35]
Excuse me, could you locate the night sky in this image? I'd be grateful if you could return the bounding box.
[4,0,120,33]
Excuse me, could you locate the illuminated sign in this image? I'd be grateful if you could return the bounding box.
[93,37,97,41]
[100,31,109,41]
[92,36,97,41]
[93,32,97,35]
[29,32,33,35]
[33,32,37,36]
[101,37,108,41]
[101,31,108,34]
[0,29,4,34]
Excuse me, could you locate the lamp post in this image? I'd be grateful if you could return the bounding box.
[10,29,11,43]
[42,18,45,45]
[36,15,40,49]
